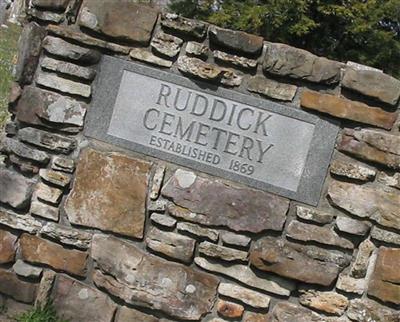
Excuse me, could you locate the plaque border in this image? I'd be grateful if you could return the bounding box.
[85,55,339,206]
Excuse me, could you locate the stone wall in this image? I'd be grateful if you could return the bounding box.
[0,1,399,321]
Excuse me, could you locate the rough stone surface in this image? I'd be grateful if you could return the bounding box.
[130,48,173,68]
[371,226,400,245]
[146,227,196,263]
[268,302,323,322]
[186,41,209,57]
[0,270,38,303]
[0,211,42,233]
[41,57,96,81]
[338,128,400,170]
[217,299,244,319]
[199,241,248,262]
[148,199,168,212]
[78,1,158,45]
[32,0,69,10]
[263,43,343,84]
[150,164,165,200]
[116,306,159,322]
[243,312,269,322]
[0,168,35,209]
[39,169,71,188]
[247,76,297,101]
[177,222,219,242]
[299,290,349,315]
[28,8,64,23]
[301,91,397,129]
[209,26,263,55]
[43,36,101,64]
[30,200,59,221]
[161,13,207,39]
[330,158,376,181]
[342,67,400,106]
[378,172,400,189]
[163,170,289,233]
[91,234,219,321]
[52,275,116,322]
[296,206,334,224]
[150,213,176,228]
[350,239,375,278]
[346,298,400,322]
[15,22,46,84]
[151,31,183,58]
[250,237,340,286]
[0,230,17,264]
[20,234,88,277]
[336,274,365,295]
[194,257,294,296]
[13,260,43,278]
[35,270,55,307]
[335,216,371,236]
[214,50,257,69]
[218,283,270,309]
[328,180,400,230]
[40,222,92,249]
[221,232,251,248]
[8,155,40,174]
[52,156,75,173]
[1,138,50,164]
[37,72,91,98]
[287,220,354,249]
[34,182,63,205]
[368,247,400,305]
[65,149,151,239]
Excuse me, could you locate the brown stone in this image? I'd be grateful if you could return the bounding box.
[52,275,116,322]
[301,90,397,129]
[214,50,258,69]
[330,158,376,181]
[328,181,400,230]
[0,270,38,303]
[65,149,151,239]
[248,76,297,101]
[35,270,56,308]
[243,312,269,322]
[0,168,35,209]
[268,302,322,322]
[199,241,248,262]
[368,247,400,305]
[0,211,42,234]
[91,234,218,321]
[296,206,334,224]
[250,237,340,286]
[0,230,17,264]
[20,234,88,277]
[350,239,375,278]
[116,306,159,322]
[217,299,244,319]
[336,273,365,295]
[346,298,400,322]
[163,169,289,233]
[299,290,349,315]
[78,1,158,45]
[218,283,270,309]
[161,13,207,39]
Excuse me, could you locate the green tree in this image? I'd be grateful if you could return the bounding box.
[169,0,400,78]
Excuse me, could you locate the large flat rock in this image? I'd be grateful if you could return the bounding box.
[65,149,151,238]
[162,170,289,233]
[91,234,218,321]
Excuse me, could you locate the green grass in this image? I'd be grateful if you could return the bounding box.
[0,23,21,129]
[15,303,69,322]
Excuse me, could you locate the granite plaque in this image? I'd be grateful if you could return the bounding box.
[86,56,339,205]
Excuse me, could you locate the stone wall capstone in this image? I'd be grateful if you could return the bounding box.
[0,1,400,321]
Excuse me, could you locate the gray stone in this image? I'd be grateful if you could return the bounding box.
[336,273,365,295]
[39,169,71,188]
[146,227,195,263]
[218,283,270,309]
[221,232,251,248]
[15,22,46,85]
[51,156,75,173]
[150,164,165,200]
[161,13,207,39]
[30,200,59,221]
[299,290,349,316]
[0,168,35,209]
[342,67,400,106]
[214,50,258,69]
[346,298,400,322]
[163,170,289,233]
[328,180,400,230]
[18,127,76,154]
[1,137,50,164]
[28,8,64,23]
[335,216,371,236]
[150,213,176,228]
[0,270,38,303]
[0,211,42,233]
[91,234,219,321]
[263,42,342,84]
[296,205,334,224]
[151,31,183,58]
[148,199,168,212]
[350,239,375,278]
[330,158,376,181]
[8,155,40,175]
[43,36,101,64]
[250,237,340,286]
[209,26,263,55]
[287,220,354,249]
[13,260,43,278]
[268,302,323,322]
[377,172,400,189]
[186,41,209,57]
[35,270,55,308]
[32,0,69,10]
[115,306,159,322]
[41,57,96,81]
[194,257,294,296]
[371,226,400,245]
[199,241,247,262]
[34,182,63,205]
[247,76,297,101]
[44,95,86,127]
[177,222,219,242]
[36,72,92,98]
[130,48,173,68]
[40,222,92,249]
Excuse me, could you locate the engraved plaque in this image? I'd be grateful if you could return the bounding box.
[86,56,339,205]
